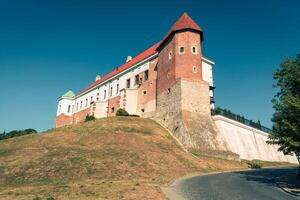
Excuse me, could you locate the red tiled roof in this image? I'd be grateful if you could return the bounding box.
[77,42,160,96]
[158,12,203,50]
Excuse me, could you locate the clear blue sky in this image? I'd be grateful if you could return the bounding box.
[0,0,299,132]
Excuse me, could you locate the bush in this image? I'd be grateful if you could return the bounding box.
[85,114,96,122]
[116,108,129,116]
[243,160,262,169]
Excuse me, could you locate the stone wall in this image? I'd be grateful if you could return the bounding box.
[154,79,238,160]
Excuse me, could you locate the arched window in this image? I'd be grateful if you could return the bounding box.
[67,105,71,113]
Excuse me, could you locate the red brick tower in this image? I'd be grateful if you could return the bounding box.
[155,13,236,158]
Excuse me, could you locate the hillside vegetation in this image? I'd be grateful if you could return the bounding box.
[0,117,249,200]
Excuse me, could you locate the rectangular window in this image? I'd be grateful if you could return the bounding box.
[179,46,185,54]
[110,87,113,97]
[104,90,106,99]
[85,99,88,107]
[144,70,149,81]
[116,84,119,94]
[135,74,139,85]
[80,101,82,109]
[126,79,131,88]
[192,46,197,54]
[90,96,93,102]
[67,105,71,113]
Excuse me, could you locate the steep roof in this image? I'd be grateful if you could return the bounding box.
[158,12,203,50]
[77,42,160,96]
[62,90,75,98]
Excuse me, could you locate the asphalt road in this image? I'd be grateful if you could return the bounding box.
[170,166,299,200]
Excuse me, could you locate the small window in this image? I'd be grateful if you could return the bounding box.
[135,74,139,85]
[144,70,149,81]
[116,84,119,94]
[193,66,197,73]
[126,79,131,88]
[141,108,145,113]
[90,96,93,102]
[85,99,88,107]
[179,46,185,54]
[67,105,71,113]
[143,90,147,95]
[192,46,197,54]
[110,87,113,97]
[104,90,106,99]
[80,101,82,109]
[96,97,99,101]
[167,88,171,94]
[111,107,115,113]
[169,51,172,60]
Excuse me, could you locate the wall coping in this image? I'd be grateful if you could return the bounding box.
[212,115,270,137]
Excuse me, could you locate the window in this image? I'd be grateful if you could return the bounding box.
[96,97,99,101]
[126,79,131,88]
[179,46,185,54]
[111,107,115,113]
[141,108,145,113]
[143,90,147,95]
[144,70,149,81]
[104,90,106,99]
[192,46,197,54]
[110,87,113,97]
[116,84,119,94]
[193,66,197,73]
[90,96,93,102]
[72,105,74,112]
[80,101,82,109]
[135,74,139,85]
[169,51,172,60]
[67,105,71,113]
[167,88,171,94]
[85,99,88,107]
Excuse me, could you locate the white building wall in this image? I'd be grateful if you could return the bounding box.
[202,58,214,86]
[57,98,74,116]
[213,115,298,163]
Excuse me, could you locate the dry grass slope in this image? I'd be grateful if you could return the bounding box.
[0,117,249,200]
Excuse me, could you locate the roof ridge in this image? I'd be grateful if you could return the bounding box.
[77,42,160,96]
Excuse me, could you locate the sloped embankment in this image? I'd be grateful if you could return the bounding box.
[0,117,247,200]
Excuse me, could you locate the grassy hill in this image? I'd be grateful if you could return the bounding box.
[0,117,250,200]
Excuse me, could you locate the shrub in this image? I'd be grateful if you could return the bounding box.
[85,114,96,122]
[116,108,129,116]
[243,160,262,169]
[32,196,42,200]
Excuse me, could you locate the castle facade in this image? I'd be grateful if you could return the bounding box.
[55,13,298,163]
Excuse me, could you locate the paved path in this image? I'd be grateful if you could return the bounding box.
[169,166,300,200]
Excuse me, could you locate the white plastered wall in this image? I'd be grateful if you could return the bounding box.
[213,115,298,163]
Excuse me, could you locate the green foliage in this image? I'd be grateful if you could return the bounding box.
[85,114,96,122]
[243,160,262,169]
[32,196,42,200]
[268,54,300,155]
[116,108,129,116]
[0,129,37,141]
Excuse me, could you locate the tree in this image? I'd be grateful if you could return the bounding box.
[267,54,300,157]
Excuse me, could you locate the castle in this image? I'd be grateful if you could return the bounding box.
[55,13,298,163]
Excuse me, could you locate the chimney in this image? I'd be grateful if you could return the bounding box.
[126,56,132,63]
[95,75,101,81]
